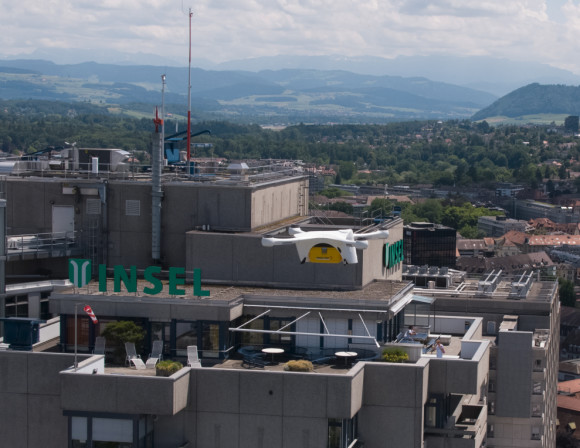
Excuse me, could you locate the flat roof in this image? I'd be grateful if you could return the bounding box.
[55,279,414,309]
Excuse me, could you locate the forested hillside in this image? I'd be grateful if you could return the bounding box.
[472,83,580,120]
[1,99,578,192]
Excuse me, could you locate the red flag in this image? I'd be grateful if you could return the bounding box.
[84,305,98,324]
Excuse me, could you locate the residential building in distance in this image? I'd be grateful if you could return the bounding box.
[456,251,556,277]
[477,215,530,237]
[457,238,495,258]
[513,199,580,224]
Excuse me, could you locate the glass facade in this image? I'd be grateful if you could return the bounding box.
[404,224,456,268]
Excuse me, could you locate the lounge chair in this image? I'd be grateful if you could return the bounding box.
[146,340,163,369]
[93,336,106,355]
[187,345,201,367]
[130,358,146,370]
[125,342,140,366]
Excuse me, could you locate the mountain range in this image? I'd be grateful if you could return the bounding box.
[3,51,578,97]
[2,55,580,124]
[0,59,496,123]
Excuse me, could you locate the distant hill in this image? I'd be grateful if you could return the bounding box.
[472,83,580,121]
[0,59,496,123]
[214,55,580,97]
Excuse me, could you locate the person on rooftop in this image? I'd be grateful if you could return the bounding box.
[434,339,445,358]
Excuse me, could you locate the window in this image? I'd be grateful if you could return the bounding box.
[532,382,543,395]
[487,423,494,438]
[425,395,445,428]
[175,322,197,357]
[488,400,495,415]
[268,318,294,345]
[125,200,140,217]
[68,413,153,448]
[531,426,541,440]
[86,199,101,215]
[534,359,543,371]
[489,380,496,393]
[532,403,542,417]
[202,323,220,358]
[328,415,358,448]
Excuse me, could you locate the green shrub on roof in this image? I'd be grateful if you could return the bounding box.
[381,347,409,363]
[284,360,314,372]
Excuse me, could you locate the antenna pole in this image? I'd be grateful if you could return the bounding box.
[186,8,193,176]
[161,74,166,147]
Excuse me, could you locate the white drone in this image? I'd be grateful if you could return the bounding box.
[261,226,389,264]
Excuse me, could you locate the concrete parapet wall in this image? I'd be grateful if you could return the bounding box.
[60,366,190,415]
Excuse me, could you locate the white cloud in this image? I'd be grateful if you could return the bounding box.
[1,0,580,74]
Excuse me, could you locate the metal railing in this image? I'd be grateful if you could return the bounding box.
[6,231,79,255]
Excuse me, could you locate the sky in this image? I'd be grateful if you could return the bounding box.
[2,0,580,74]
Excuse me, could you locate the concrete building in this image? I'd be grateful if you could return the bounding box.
[0,269,559,448]
[0,163,560,448]
[415,272,560,448]
[477,215,529,238]
[513,199,580,224]
[404,222,456,268]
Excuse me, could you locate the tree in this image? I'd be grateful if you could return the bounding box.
[559,163,568,180]
[102,321,145,365]
[338,161,355,181]
[369,198,394,218]
[559,277,576,307]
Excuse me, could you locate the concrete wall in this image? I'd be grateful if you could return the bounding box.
[165,367,364,448]
[60,365,190,415]
[51,294,243,323]
[361,222,404,285]
[186,221,404,289]
[251,178,308,229]
[359,362,428,448]
[5,176,307,271]
[496,331,532,418]
[0,351,89,448]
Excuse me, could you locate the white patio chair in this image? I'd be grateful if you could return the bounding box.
[145,340,163,369]
[187,345,201,367]
[125,342,141,366]
[130,358,146,370]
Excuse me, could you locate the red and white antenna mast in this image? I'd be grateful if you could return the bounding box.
[186,8,193,176]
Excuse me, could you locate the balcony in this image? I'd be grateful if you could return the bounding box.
[60,356,190,415]
[425,405,487,448]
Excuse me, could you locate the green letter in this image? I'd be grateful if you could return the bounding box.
[169,267,186,295]
[383,243,389,268]
[143,266,163,295]
[193,268,210,297]
[98,264,107,292]
[114,265,137,293]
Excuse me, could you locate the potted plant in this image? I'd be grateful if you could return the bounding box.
[155,360,183,377]
[381,347,409,363]
[283,360,314,372]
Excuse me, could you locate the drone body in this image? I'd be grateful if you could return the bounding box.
[261,227,389,264]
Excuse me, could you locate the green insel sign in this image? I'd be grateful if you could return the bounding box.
[69,260,210,297]
[99,265,210,297]
[383,240,404,268]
